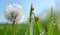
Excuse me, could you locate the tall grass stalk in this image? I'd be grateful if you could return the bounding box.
[47,7,57,35]
[25,4,33,35]
[33,12,45,35]
[29,4,33,35]
[4,24,8,35]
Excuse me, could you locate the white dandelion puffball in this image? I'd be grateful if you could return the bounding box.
[5,4,24,23]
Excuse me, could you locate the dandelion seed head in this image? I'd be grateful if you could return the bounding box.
[5,3,24,23]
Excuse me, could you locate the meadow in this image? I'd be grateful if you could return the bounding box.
[0,4,60,35]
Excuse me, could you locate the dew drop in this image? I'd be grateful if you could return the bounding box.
[40,34,42,35]
[42,32,44,34]
[53,23,56,26]
[40,32,44,35]
[51,16,54,19]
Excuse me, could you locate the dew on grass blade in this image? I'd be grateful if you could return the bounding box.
[40,34,42,35]
[51,16,54,20]
[53,23,56,26]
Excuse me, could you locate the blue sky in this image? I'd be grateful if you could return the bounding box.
[0,0,60,23]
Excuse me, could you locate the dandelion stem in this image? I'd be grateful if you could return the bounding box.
[12,21,15,35]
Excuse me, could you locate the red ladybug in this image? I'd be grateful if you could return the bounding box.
[35,17,40,22]
[32,7,34,12]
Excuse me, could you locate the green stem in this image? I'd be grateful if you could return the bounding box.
[12,21,15,35]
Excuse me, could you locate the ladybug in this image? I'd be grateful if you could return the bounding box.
[32,7,34,12]
[35,17,40,22]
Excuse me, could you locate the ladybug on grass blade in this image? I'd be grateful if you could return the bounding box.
[35,17,40,22]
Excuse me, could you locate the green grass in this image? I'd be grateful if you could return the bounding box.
[0,24,27,35]
[0,22,60,35]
